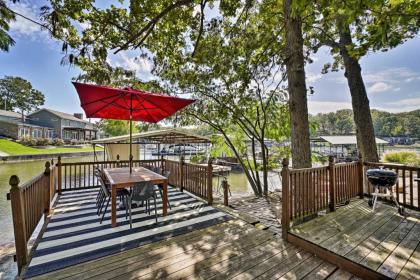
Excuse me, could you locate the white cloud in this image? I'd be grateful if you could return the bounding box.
[393,87,401,92]
[108,52,154,80]
[375,97,420,113]
[306,73,323,83]
[8,1,49,41]
[405,77,414,82]
[368,82,393,93]
[308,101,353,115]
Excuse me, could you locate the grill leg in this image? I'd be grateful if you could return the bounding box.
[372,187,379,211]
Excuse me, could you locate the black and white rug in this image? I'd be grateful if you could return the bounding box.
[25,188,231,278]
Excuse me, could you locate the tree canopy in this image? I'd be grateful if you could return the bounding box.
[0,76,45,115]
[0,0,16,52]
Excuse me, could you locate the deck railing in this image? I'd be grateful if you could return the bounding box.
[364,161,419,210]
[281,157,363,237]
[6,161,56,274]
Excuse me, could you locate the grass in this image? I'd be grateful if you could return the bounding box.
[0,139,102,156]
[384,151,420,166]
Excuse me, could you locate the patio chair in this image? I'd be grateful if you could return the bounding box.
[154,170,172,210]
[96,176,130,224]
[128,181,158,228]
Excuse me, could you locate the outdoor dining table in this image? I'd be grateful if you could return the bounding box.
[103,166,169,227]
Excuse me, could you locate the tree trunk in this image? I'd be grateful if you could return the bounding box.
[260,139,269,195]
[338,23,379,162]
[283,0,312,168]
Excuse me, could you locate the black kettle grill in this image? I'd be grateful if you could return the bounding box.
[366,168,404,215]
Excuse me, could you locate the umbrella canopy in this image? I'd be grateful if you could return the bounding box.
[72,82,195,123]
[72,82,195,172]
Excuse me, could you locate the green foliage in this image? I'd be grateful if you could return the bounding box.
[312,109,419,138]
[0,0,15,52]
[190,154,206,164]
[100,119,138,137]
[0,76,45,114]
[384,152,420,166]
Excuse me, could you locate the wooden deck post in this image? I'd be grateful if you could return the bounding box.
[358,157,364,198]
[161,155,165,172]
[44,161,51,219]
[222,178,229,206]
[180,156,184,192]
[9,175,27,274]
[207,158,213,205]
[57,156,62,194]
[281,158,290,239]
[329,156,336,212]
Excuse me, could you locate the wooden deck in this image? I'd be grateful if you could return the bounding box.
[27,219,357,280]
[21,189,358,280]
[289,199,420,280]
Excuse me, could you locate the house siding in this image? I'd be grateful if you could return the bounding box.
[0,121,19,139]
[28,110,62,138]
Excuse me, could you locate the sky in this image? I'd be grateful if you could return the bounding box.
[0,0,419,118]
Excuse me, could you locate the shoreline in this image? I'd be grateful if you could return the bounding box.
[0,151,104,163]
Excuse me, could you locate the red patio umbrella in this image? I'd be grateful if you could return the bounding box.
[72,82,195,172]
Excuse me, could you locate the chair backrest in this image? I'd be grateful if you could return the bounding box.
[97,177,110,197]
[131,181,155,201]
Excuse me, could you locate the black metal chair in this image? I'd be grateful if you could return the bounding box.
[154,170,172,210]
[128,181,158,228]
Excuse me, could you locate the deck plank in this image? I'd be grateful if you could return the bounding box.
[378,219,420,279]
[327,268,354,280]
[359,216,416,271]
[278,255,324,280]
[396,242,420,280]
[301,262,337,280]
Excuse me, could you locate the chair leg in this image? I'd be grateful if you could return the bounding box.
[129,196,132,229]
[98,194,106,216]
[153,196,157,223]
[100,197,110,224]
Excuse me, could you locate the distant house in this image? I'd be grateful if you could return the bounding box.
[0,108,98,142]
[28,109,98,141]
[0,109,54,140]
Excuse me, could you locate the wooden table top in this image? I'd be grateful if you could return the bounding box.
[103,167,167,188]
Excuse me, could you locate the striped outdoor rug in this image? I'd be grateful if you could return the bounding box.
[25,187,231,278]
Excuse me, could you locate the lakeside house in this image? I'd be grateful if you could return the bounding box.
[0,108,98,142]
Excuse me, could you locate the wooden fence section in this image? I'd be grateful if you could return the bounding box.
[364,161,420,210]
[334,162,361,205]
[281,157,363,236]
[7,161,55,274]
[183,162,213,204]
[164,159,182,187]
[56,158,161,192]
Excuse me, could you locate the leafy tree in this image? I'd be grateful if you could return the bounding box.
[0,76,45,116]
[99,119,138,137]
[0,0,16,51]
[309,0,420,161]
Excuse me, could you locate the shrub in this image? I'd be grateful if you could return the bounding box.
[384,152,420,166]
[70,139,79,145]
[190,154,206,164]
[52,138,65,146]
[36,138,52,146]
[20,136,37,146]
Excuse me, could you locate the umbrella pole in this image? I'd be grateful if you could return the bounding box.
[130,95,133,173]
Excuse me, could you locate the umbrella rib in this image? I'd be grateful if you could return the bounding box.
[134,93,173,122]
[87,94,127,117]
[81,92,122,106]
[133,94,160,123]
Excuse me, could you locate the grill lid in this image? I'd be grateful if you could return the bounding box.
[366,169,397,187]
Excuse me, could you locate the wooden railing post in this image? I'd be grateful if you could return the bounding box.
[281,158,290,239]
[222,178,229,206]
[180,156,184,192]
[9,175,27,274]
[57,156,62,194]
[329,156,336,212]
[358,157,364,198]
[207,158,213,205]
[44,161,51,219]
[161,155,165,172]
[116,154,120,167]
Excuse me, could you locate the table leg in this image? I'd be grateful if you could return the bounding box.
[162,181,168,216]
[111,186,117,227]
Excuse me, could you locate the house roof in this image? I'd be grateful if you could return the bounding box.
[92,128,211,144]
[29,108,96,128]
[318,135,388,145]
[0,109,22,119]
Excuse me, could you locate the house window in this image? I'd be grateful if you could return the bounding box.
[32,129,42,138]
[19,127,30,138]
